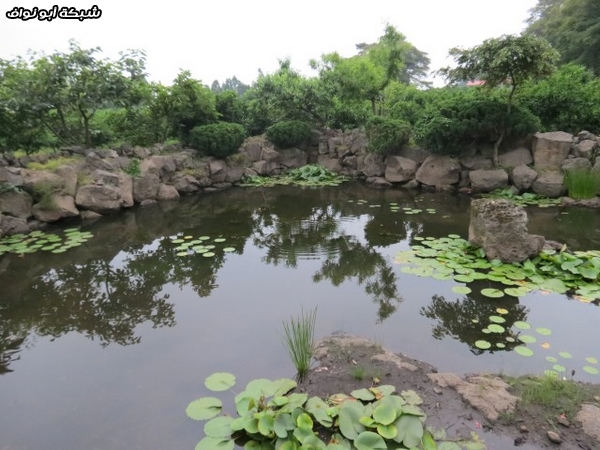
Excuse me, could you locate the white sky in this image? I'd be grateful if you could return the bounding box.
[1,0,538,87]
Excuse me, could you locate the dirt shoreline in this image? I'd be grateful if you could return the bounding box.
[296,333,600,449]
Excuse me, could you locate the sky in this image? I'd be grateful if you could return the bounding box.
[0,0,539,87]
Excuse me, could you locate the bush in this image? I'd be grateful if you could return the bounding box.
[365,116,411,155]
[265,120,312,148]
[414,88,540,155]
[188,122,246,158]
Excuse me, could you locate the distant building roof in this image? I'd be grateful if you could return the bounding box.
[466,79,486,86]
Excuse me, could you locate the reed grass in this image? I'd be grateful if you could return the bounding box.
[281,307,317,381]
[564,169,600,199]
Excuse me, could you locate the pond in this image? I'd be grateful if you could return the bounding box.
[0,181,599,449]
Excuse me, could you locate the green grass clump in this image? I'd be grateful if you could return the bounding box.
[27,156,79,171]
[281,307,317,381]
[564,169,600,199]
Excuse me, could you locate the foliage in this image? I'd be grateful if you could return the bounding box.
[241,165,348,188]
[414,89,540,155]
[187,372,446,449]
[563,169,600,199]
[26,156,78,171]
[365,116,411,155]
[124,158,141,178]
[0,228,94,256]
[0,183,22,194]
[482,189,561,207]
[266,120,312,149]
[517,64,600,133]
[395,234,600,303]
[440,34,559,165]
[526,0,600,76]
[188,122,246,158]
[215,90,246,125]
[32,181,63,210]
[211,76,250,96]
[281,307,317,380]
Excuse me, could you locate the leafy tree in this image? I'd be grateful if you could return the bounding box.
[211,76,250,95]
[526,0,600,75]
[365,116,411,155]
[440,34,559,165]
[215,90,246,125]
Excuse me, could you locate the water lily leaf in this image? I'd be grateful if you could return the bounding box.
[553,365,566,372]
[172,239,184,243]
[536,327,552,336]
[475,340,491,349]
[513,321,531,330]
[373,402,397,426]
[504,287,528,297]
[176,251,188,256]
[454,274,474,283]
[481,288,504,298]
[496,343,506,348]
[506,337,516,342]
[518,335,537,344]
[488,324,505,333]
[223,247,235,252]
[351,388,375,401]
[394,414,424,447]
[204,416,234,438]
[546,356,558,363]
[401,390,423,406]
[515,346,534,357]
[558,351,572,359]
[205,372,236,391]
[186,397,222,420]
[586,357,598,364]
[541,279,567,294]
[194,436,234,450]
[583,366,599,375]
[489,315,506,324]
[214,238,226,243]
[496,308,509,315]
[338,401,365,440]
[482,328,491,334]
[452,286,472,294]
[203,252,216,258]
[354,431,387,450]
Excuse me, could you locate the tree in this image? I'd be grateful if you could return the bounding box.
[526,0,600,76]
[211,76,250,96]
[440,34,559,165]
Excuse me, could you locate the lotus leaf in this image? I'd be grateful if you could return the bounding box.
[475,340,491,349]
[515,346,534,357]
[583,366,599,375]
[481,288,504,298]
[205,372,236,392]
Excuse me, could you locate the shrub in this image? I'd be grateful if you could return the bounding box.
[188,122,246,158]
[365,116,411,155]
[265,120,312,148]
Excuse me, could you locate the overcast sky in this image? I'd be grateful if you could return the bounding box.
[1,0,538,87]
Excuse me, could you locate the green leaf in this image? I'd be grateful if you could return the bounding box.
[258,413,275,436]
[373,401,397,425]
[481,288,504,298]
[422,430,438,450]
[401,390,423,406]
[354,431,387,450]
[204,372,236,391]
[394,414,424,447]
[194,436,234,450]
[338,401,365,440]
[351,388,375,401]
[186,397,222,420]
[204,416,234,438]
[296,412,313,431]
[377,423,398,439]
[274,413,294,438]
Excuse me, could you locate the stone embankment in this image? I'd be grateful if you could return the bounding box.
[1,129,599,237]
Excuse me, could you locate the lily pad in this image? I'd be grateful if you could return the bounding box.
[496,343,506,349]
[496,308,509,315]
[536,327,552,336]
[558,352,572,359]
[553,365,566,372]
[205,372,236,392]
[176,251,189,257]
[214,238,226,243]
[489,315,506,324]
[546,356,558,363]
[586,357,598,364]
[518,335,537,344]
[475,340,491,350]
[513,321,531,330]
[488,324,505,333]
[452,286,472,294]
[203,252,216,258]
[583,366,599,375]
[223,247,236,252]
[481,288,504,298]
[515,346,534,357]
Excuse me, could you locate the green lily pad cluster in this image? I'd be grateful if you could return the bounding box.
[483,189,562,208]
[240,165,348,188]
[187,372,468,450]
[395,234,600,302]
[0,228,93,256]
[169,234,235,257]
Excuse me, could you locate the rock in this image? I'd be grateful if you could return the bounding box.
[384,156,417,183]
[459,155,494,171]
[397,147,431,164]
[498,147,533,168]
[593,157,600,173]
[366,177,392,187]
[532,131,573,170]
[133,147,151,159]
[561,157,592,172]
[520,425,529,433]
[20,169,64,194]
[556,415,570,427]
[578,130,597,141]
[156,184,179,201]
[577,140,597,159]
[141,155,177,177]
[359,153,385,177]
[75,170,133,214]
[511,165,538,191]
[84,152,115,172]
[278,148,307,169]
[341,155,357,169]
[225,160,245,183]
[546,431,561,444]
[576,404,600,442]
[402,179,420,189]
[469,169,509,193]
[469,198,545,263]
[32,195,79,222]
[0,214,29,236]
[81,210,102,221]
[415,155,461,187]
[133,170,160,203]
[260,147,280,163]
[208,159,228,183]
[251,160,280,176]
[139,199,156,206]
[0,190,33,219]
[317,155,343,173]
[241,140,264,162]
[170,174,201,194]
[54,165,78,197]
[429,373,518,421]
[0,167,23,186]
[532,171,566,198]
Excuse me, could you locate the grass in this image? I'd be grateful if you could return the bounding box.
[564,169,600,199]
[124,158,141,178]
[33,180,63,211]
[281,307,317,381]
[27,156,80,171]
[350,365,366,381]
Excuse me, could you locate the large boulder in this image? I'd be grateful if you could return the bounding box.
[156,184,180,201]
[55,165,78,197]
[208,159,228,183]
[532,171,567,198]
[511,165,538,191]
[75,170,133,213]
[170,174,202,193]
[575,140,597,159]
[32,194,79,222]
[384,156,417,183]
[498,147,533,168]
[469,198,545,263]
[469,169,508,193]
[415,155,461,187]
[0,190,33,219]
[317,155,343,174]
[397,147,431,164]
[561,157,592,172]
[278,148,307,169]
[0,167,23,186]
[0,214,29,237]
[359,153,385,177]
[133,170,161,203]
[532,131,573,170]
[459,155,493,171]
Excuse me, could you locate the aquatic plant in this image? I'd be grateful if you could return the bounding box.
[186,372,455,449]
[168,234,235,258]
[240,165,348,188]
[281,307,317,381]
[563,169,600,199]
[482,189,561,207]
[0,228,93,256]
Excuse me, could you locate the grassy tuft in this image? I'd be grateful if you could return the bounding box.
[27,156,79,171]
[281,307,317,381]
[564,169,600,199]
[350,365,366,381]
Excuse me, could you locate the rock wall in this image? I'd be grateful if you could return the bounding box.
[1,129,599,237]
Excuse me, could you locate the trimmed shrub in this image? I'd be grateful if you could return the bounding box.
[188,122,246,158]
[365,116,411,155]
[265,120,312,148]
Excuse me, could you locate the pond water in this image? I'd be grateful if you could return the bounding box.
[0,182,599,450]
